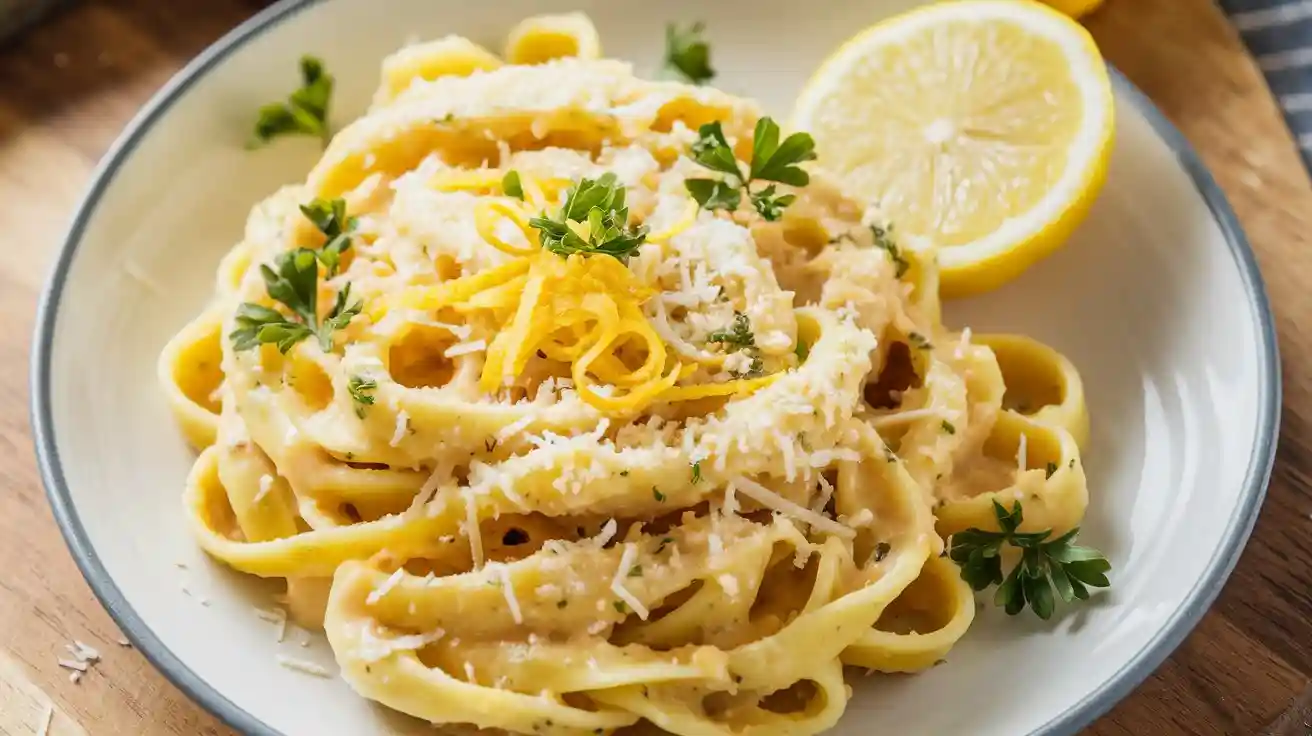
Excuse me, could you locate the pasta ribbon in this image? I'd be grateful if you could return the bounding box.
[158,30,1097,736]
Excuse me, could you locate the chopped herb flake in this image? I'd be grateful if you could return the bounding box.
[348,375,377,418]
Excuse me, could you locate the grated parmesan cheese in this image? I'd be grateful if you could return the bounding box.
[776,431,797,481]
[868,407,945,428]
[408,465,446,515]
[708,533,724,558]
[497,414,535,441]
[255,605,289,642]
[811,473,835,515]
[69,641,100,662]
[594,518,618,547]
[732,476,856,538]
[464,489,485,569]
[358,625,445,663]
[491,563,523,624]
[954,327,972,360]
[277,655,333,678]
[610,543,650,619]
[391,410,410,447]
[808,449,861,467]
[367,569,406,605]
[717,574,740,598]
[445,339,488,358]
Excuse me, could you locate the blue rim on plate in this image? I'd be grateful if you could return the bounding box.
[28,1,1282,734]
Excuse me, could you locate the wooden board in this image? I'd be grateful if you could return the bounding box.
[0,0,1308,733]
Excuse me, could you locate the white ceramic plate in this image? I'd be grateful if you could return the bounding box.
[31,1,1280,734]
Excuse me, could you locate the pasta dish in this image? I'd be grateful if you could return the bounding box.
[160,15,1094,736]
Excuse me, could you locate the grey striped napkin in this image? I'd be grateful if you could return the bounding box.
[1220,0,1312,167]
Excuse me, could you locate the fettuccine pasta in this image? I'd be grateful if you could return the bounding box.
[160,16,1092,736]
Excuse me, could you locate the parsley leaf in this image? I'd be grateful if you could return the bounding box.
[749,117,815,186]
[663,22,715,85]
[299,197,356,277]
[691,461,702,484]
[688,122,743,179]
[529,173,649,262]
[502,170,524,200]
[229,248,362,354]
[684,117,816,221]
[948,500,1111,620]
[348,375,377,418]
[249,56,334,148]
[684,178,742,211]
[231,304,313,354]
[322,283,363,339]
[749,184,796,221]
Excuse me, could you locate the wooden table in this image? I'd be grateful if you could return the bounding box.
[0,0,1309,733]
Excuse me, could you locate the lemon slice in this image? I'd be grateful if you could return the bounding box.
[792,0,1114,297]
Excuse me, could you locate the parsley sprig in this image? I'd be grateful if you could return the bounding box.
[685,118,816,221]
[949,500,1111,620]
[230,248,362,354]
[707,312,763,377]
[529,173,648,261]
[249,56,333,148]
[706,312,755,348]
[663,22,715,85]
[300,197,357,277]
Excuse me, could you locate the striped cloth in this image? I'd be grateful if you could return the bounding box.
[1221,0,1312,164]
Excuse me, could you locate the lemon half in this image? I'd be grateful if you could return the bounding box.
[792,0,1114,297]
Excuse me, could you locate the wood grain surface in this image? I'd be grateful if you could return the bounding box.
[0,0,1309,734]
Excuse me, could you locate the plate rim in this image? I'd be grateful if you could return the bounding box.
[27,1,1282,734]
